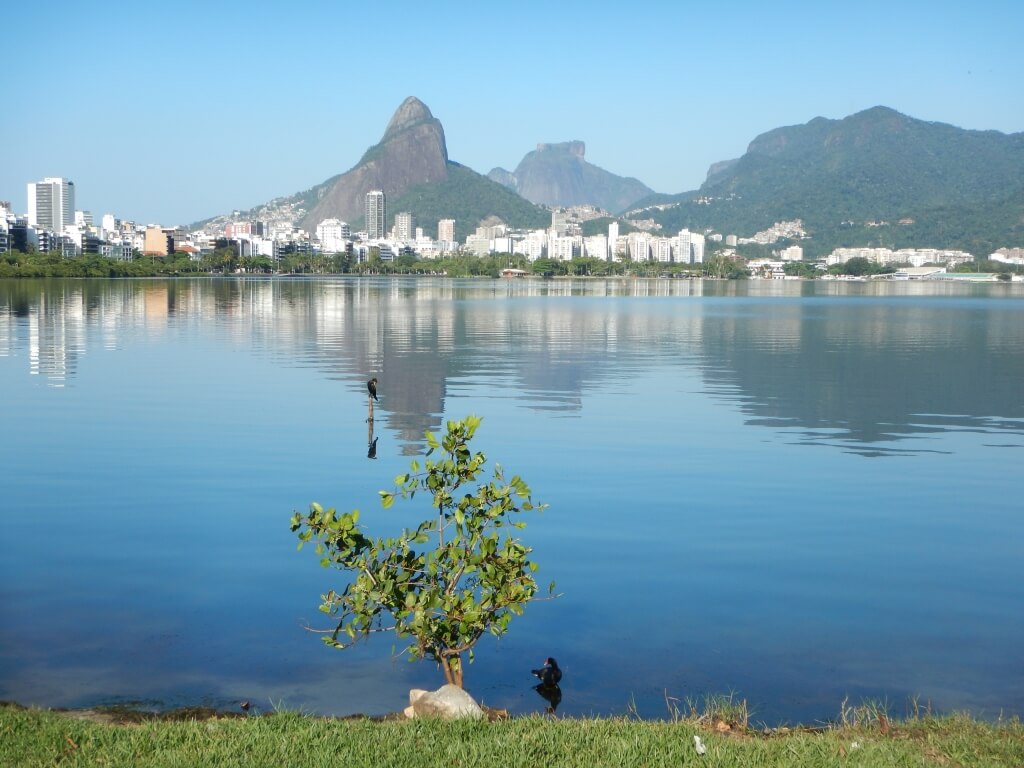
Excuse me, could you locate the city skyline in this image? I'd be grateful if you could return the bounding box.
[2,1,1023,227]
[3,179,1016,269]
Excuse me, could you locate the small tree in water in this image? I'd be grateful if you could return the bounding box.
[290,416,552,688]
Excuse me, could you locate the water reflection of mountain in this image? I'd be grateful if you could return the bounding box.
[3,278,1023,453]
[694,298,1024,452]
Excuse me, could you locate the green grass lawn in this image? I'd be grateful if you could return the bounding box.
[2,703,1022,768]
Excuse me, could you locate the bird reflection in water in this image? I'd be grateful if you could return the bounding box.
[533,682,562,714]
[367,406,378,460]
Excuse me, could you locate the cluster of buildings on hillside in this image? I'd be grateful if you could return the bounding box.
[4,177,1022,272]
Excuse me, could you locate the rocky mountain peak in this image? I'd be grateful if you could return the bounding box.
[536,141,586,158]
[488,139,652,212]
[297,96,449,230]
[383,96,437,142]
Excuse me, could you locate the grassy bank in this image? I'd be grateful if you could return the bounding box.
[2,703,1022,767]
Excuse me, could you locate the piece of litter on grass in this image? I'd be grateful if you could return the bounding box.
[693,735,707,755]
[850,741,861,750]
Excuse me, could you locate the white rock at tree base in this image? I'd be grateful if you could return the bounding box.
[408,689,428,705]
[404,684,484,720]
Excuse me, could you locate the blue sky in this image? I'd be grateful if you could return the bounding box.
[2,0,1021,226]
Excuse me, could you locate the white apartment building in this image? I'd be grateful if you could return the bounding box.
[620,229,705,265]
[691,231,705,264]
[583,234,608,260]
[394,211,413,242]
[629,232,651,261]
[672,229,705,264]
[465,233,490,256]
[991,248,1024,265]
[27,177,75,233]
[607,221,619,261]
[492,236,515,253]
[611,235,628,260]
[414,234,444,259]
[515,230,547,261]
[653,237,673,263]
[316,218,351,253]
[548,234,581,261]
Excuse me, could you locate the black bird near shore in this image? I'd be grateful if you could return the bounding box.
[531,657,562,686]
[367,378,378,401]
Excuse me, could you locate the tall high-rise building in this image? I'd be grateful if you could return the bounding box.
[438,218,455,244]
[365,190,386,240]
[394,211,413,242]
[27,177,75,233]
[607,221,619,261]
[690,231,705,264]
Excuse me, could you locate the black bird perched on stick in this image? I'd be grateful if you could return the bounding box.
[367,378,378,402]
[531,657,562,686]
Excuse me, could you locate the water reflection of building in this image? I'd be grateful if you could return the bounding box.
[143,285,169,330]
[0,300,12,358]
[2,276,712,424]
[5,278,1023,450]
[27,286,86,386]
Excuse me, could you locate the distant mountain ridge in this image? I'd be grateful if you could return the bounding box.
[632,106,1024,255]
[195,102,1024,256]
[488,141,654,213]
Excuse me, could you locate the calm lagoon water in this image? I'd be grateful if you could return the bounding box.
[1,276,1022,724]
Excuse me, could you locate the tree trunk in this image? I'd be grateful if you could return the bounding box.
[441,655,463,688]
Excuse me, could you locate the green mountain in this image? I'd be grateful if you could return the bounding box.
[632,106,1024,256]
[489,141,654,213]
[384,163,549,237]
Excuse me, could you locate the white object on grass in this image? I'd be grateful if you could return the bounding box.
[693,735,707,755]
